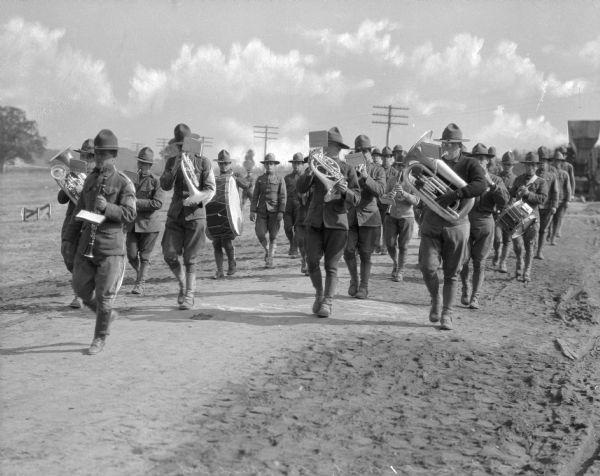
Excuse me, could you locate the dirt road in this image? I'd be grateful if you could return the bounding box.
[1,170,599,475]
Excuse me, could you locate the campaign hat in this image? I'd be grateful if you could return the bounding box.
[468,143,495,158]
[136,147,155,164]
[537,146,552,160]
[371,147,382,157]
[488,146,497,157]
[74,138,95,155]
[328,127,349,149]
[354,135,372,151]
[382,146,393,157]
[520,151,540,164]
[553,150,566,161]
[173,123,192,144]
[215,149,231,163]
[94,129,119,151]
[261,153,280,164]
[434,123,469,143]
[392,144,403,153]
[289,152,304,163]
[501,151,516,165]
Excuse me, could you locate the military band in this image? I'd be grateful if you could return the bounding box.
[54,121,576,355]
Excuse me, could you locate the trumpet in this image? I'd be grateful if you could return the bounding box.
[402,131,474,223]
[308,147,346,202]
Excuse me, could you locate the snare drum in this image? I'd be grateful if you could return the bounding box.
[206,175,243,240]
[497,200,536,239]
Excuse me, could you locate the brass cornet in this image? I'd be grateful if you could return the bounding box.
[402,131,474,223]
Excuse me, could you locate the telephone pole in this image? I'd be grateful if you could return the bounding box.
[253,125,279,157]
[372,105,410,147]
[196,136,214,156]
[156,138,170,158]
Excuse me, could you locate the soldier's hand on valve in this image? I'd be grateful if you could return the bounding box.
[95,195,107,212]
[437,189,459,208]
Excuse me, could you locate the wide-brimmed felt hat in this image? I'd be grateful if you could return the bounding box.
[501,151,516,165]
[488,146,497,157]
[74,138,95,155]
[434,123,469,143]
[553,150,566,161]
[392,144,403,153]
[521,151,540,164]
[215,149,231,163]
[371,147,382,157]
[467,142,495,158]
[172,123,192,144]
[328,126,349,149]
[94,129,119,151]
[289,152,304,163]
[537,146,552,160]
[261,153,280,164]
[354,134,372,150]
[382,146,393,157]
[136,147,154,164]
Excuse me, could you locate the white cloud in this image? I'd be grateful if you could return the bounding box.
[477,106,567,149]
[579,35,600,68]
[0,17,117,113]
[391,90,466,117]
[409,34,484,80]
[125,39,371,114]
[302,19,404,66]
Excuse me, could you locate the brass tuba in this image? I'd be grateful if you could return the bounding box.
[179,136,215,206]
[309,147,345,202]
[402,131,474,223]
[50,147,86,204]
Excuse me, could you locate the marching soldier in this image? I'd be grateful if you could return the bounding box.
[344,135,386,299]
[250,153,287,268]
[62,129,136,355]
[419,124,487,330]
[297,127,360,317]
[240,150,256,209]
[460,144,509,309]
[211,150,249,279]
[487,146,502,175]
[296,155,312,275]
[380,152,419,282]
[283,153,305,258]
[375,145,397,255]
[58,138,96,308]
[535,146,559,260]
[125,147,165,295]
[160,123,216,310]
[492,151,518,272]
[509,152,548,282]
[547,149,572,244]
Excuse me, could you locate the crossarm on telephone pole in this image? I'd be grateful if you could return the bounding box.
[253,125,279,157]
[372,105,410,147]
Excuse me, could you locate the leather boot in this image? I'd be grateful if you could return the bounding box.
[470,260,484,307]
[491,243,500,267]
[213,248,225,279]
[318,275,337,318]
[355,259,371,299]
[266,241,276,268]
[132,262,149,294]
[440,279,457,330]
[309,269,323,314]
[535,233,545,259]
[459,263,470,306]
[225,246,237,276]
[167,260,186,305]
[345,253,358,296]
[393,251,406,282]
[513,241,523,279]
[423,273,441,322]
[523,243,534,283]
[498,244,509,273]
[180,272,196,310]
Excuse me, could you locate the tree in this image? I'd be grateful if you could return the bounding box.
[0,106,47,173]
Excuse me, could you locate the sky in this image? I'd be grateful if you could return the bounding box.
[1,0,599,163]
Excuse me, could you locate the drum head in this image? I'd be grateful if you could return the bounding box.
[226,176,243,236]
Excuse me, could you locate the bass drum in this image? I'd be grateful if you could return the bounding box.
[206,175,243,240]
